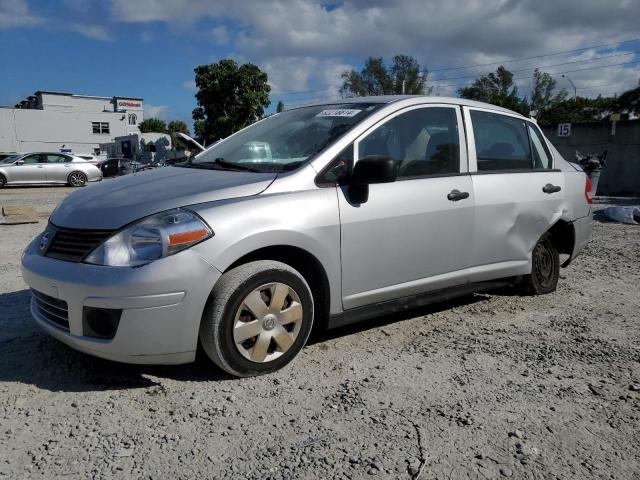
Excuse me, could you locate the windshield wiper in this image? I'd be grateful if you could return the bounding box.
[210,158,262,173]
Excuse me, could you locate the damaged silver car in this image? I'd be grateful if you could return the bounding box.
[22,96,592,377]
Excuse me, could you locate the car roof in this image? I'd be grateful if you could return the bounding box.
[296,95,524,117]
[22,152,75,155]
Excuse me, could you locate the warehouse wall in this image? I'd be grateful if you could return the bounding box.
[543,120,640,196]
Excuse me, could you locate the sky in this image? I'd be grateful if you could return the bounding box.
[1,0,639,128]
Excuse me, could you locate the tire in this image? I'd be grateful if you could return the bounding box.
[0,174,6,188]
[199,260,314,377]
[520,233,559,295]
[67,171,87,187]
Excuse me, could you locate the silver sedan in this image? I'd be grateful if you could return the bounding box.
[0,152,102,187]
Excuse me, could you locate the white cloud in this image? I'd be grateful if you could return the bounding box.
[210,25,229,44]
[69,23,112,41]
[109,0,640,99]
[143,104,169,120]
[0,0,41,28]
[182,80,197,92]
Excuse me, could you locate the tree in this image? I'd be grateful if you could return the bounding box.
[167,120,190,135]
[530,69,568,113]
[341,55,427,97]
[458,66,529,114]
[192,59,271,144]
[617,81,640,116]
[276,100,285,113]
[138,118,167,133]
[539,96,618,127]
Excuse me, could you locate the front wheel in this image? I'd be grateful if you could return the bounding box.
[67,171,87,187]
[520,233,559,295]
[199,260,314,377]
[0,174,6,188]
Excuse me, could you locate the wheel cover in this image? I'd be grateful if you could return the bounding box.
[69,172,86,186]
[533,240,554,288]
[233,282,304,363]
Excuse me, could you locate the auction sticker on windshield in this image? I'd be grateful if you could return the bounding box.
[316,109,362,117]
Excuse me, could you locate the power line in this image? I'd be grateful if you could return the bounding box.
[428,37,640,73]
[429,59,640,88]
[430,50,636,83]
[272,39,640,99]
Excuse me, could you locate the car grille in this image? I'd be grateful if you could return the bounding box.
[31,289,69,331]
[45,225,113,262]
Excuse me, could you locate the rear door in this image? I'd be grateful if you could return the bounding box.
[45,154,73,183]
[337,104,475,309]
[463,107,565,282]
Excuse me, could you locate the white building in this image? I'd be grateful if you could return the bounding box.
[0,91,144,156]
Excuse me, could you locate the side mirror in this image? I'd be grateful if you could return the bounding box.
[351,155,397,185]
[15,160,24,165]
[347,156,397,204]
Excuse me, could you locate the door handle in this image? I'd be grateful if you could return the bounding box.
[447,189,470,201]
[542,183,561,194]
[37,165,44,168]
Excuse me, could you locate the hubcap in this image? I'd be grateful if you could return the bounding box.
[533,240,554,288]
[70,173,85,186]
[233,282,303,363]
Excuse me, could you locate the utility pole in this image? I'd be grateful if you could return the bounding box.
[562,74,577,99]
[402,79,405,95]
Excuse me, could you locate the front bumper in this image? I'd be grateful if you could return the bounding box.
[21,238,221,364]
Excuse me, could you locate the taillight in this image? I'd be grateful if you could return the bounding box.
[585,176,593,204]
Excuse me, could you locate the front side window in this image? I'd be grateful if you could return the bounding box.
[22,154,44,164]
[471,111,532,171]
[191,103,383,173]
[357,107,460,178]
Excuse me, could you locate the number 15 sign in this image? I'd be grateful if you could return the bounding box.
[557,123,571,137]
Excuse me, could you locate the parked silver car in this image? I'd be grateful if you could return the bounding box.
[22,96,592,377]
[0,152,102,187]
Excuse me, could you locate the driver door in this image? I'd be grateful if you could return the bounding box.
[10,154,47,183]
[338,105,475,310]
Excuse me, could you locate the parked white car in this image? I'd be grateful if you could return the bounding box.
[0,153,102,187]
[22,96,592,377]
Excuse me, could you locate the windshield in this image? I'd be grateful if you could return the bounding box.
[0,155,20,164]
[186,103,383,173]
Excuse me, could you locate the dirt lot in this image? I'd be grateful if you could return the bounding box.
[1,185,639,480]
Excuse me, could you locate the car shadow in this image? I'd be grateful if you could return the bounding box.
[0,289,235,392]
[1,289,492,392]
[310,293,491,343]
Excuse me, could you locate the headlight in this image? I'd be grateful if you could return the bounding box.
[84,208,212,266]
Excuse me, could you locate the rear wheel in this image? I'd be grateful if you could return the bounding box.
[199,260,314,377]
[520,233,559,295]
[67,171,87,187]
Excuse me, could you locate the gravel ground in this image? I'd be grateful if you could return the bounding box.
[1,185,639,480]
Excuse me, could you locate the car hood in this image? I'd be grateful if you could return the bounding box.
[50,166,277,230]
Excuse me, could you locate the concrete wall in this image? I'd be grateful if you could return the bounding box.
[542,120,640,196]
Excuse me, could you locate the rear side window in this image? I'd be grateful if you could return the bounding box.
[46,155,70,163]
[358,107,460,179]
[528,125,553,169]
[471,111,532,171]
